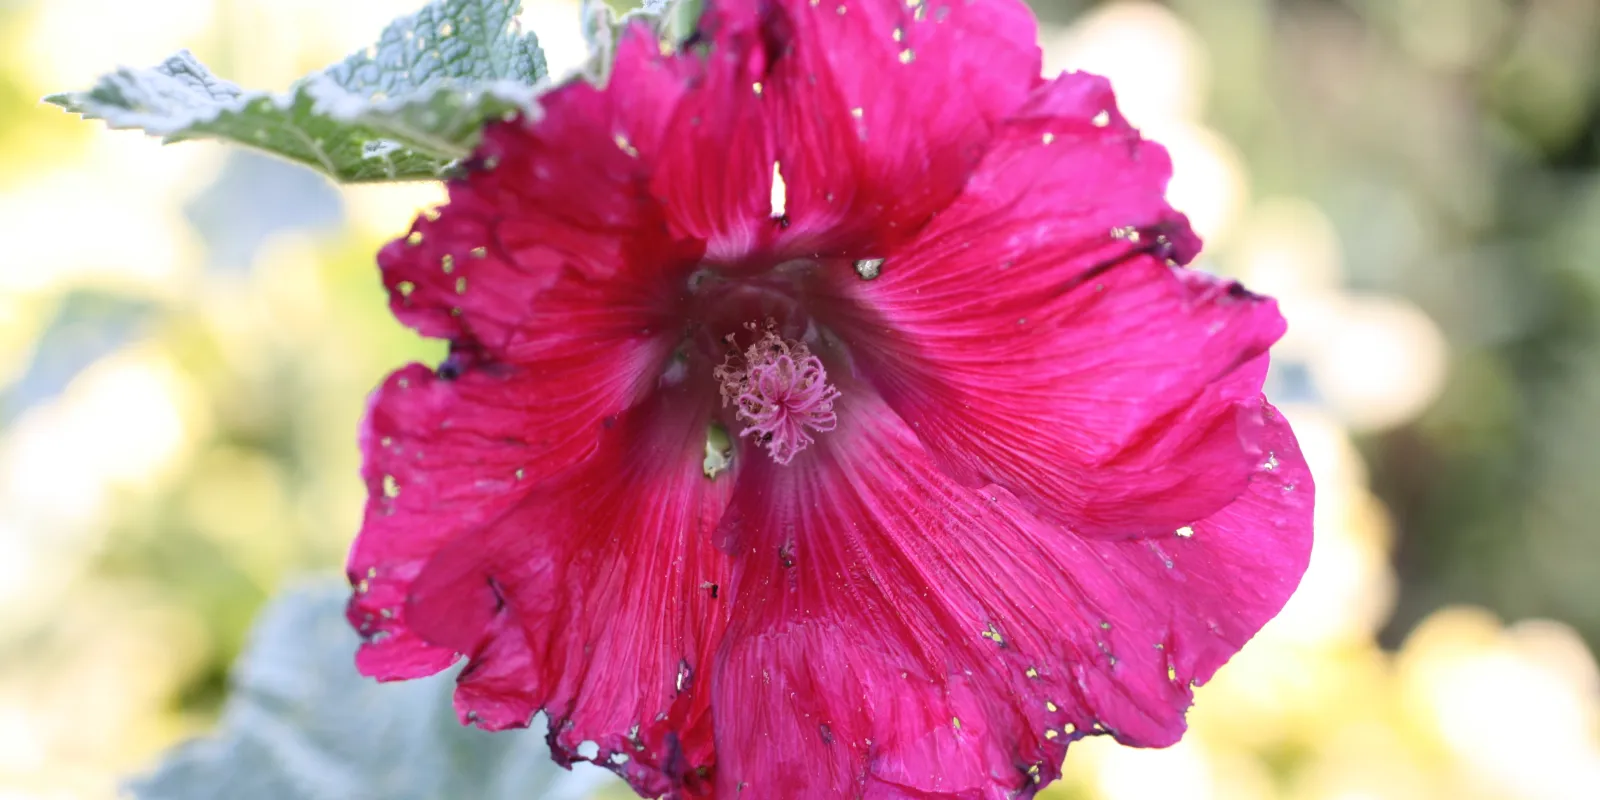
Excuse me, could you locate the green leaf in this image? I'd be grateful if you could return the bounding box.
[129,581,617,800]
[46,0,549,183]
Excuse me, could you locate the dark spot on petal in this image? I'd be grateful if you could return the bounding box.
[486,576,507,613]
[819,723,834,745]
[1226,281,1261,301]
[662,731,693,780]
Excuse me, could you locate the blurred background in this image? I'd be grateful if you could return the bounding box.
[1,0,1597,798]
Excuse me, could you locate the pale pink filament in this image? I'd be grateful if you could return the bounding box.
[715,330,841,464]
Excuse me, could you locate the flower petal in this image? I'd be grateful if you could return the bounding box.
[373,384,734,796]
[650,0,1042,259]
[710,390,1311,796]
[346,340,669,668]
[766,0,1043,250]
[350,32,706,689]
[825,72,1283,537]
[377,26,698,360]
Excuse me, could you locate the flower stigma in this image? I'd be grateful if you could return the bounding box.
[714,325,841,465]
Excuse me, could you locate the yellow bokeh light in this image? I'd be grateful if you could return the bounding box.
[1309,294,1450,432]
[0,346,207,624]
[1157,122,1251,248]
[519,0,588,80]
[1043,2,1209,129]
[1399,610,1600,800]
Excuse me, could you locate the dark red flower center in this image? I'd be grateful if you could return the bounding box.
[679,255,859,464]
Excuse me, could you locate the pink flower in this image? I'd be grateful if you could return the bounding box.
[345,0,1314,797]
